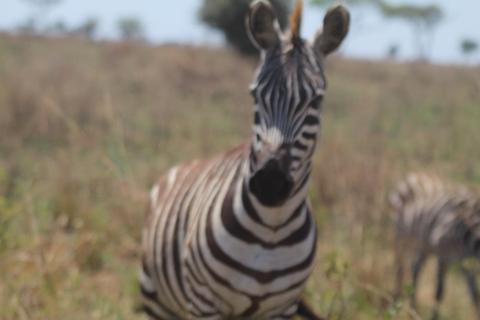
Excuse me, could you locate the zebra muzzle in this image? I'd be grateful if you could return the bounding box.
[249,158,294,207]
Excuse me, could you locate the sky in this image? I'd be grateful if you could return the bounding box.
[1,0,479,64]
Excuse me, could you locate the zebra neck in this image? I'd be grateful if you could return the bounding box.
[237,161,311,230]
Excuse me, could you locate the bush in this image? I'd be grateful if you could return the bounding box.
[200,0,293,55]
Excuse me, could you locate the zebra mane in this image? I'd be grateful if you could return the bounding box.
[289,0,303,42]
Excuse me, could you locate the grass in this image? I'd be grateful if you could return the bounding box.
[0,34,479,319]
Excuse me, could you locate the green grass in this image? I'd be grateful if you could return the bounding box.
[0,34,479,319]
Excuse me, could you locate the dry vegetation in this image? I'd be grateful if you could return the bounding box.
[0,34,480,319]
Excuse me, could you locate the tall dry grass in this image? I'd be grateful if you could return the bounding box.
[0,34,479,319]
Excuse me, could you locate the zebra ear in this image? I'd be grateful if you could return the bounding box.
[246,0,282,51]
[312,3,350,56]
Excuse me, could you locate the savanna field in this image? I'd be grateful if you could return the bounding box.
[1,34,480,319]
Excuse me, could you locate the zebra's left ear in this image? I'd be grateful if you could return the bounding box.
[311,3,350,57]
[246,0,282,51]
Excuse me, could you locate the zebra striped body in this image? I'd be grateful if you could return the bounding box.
[391,173,480,261]
[140,1,349,319]
[141,141,317,319]
[391,172,480,320]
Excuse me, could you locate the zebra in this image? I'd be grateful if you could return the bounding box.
[140,0,350,319]
[390,172,480,320]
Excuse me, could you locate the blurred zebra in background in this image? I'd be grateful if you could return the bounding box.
[390,172,480,320]
[139,1,350,319]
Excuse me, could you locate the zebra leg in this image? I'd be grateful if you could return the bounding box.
[139,259,179,320]
[296,297,326,320]
[430,259,447,320]
[462,268,480,320]
[394,239,405,301]
[410,251,427,310]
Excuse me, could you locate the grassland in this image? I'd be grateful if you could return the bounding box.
[0,34,480,319]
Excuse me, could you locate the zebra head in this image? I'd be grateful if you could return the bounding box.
[246,0,349,207]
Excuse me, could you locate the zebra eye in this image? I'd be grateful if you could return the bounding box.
[309,95,323,109]
[251,89,263,106]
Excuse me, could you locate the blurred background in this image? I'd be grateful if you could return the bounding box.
[0,0,479,319]
[2,0,480,63]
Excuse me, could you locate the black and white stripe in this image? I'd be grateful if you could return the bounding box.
[391,172,480,320]
[141,144,317,319]
[139,1,349,319]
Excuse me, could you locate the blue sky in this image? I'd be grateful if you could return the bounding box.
[2,0,479,64]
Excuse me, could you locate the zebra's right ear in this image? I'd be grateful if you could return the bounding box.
[312,3,350,57]
[246,0,282,51]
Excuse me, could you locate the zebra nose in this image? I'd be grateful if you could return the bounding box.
[249,158,294,207]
